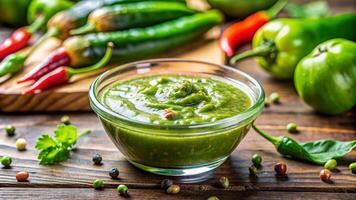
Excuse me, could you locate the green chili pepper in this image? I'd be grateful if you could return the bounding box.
[253,125,356,165]
[294,39,356,115]
[71,1,195,35]
[63,10,224,67]
[27,0,74,30]
[231,13,356,79]
[0,0,31,26]
[0,53,26,77]
[207,0,278,18]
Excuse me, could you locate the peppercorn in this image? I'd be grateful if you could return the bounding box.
[264,98,271,107]
[61,115,71,125]
[269,92,280,104]
[207,196,220,200]
[92,154,102,165]
[286,122,298,133]
[274,162,287,176]
[164,109,176,120]
[324,159,337,170]
[5,125,15,136]
[320,169,332,182]
[251,153,262,166]
[161,179,173,190]
[15,138,27,151]
[93,179,103,189]
[1,156,12,167]
[217,176,229,189]
[117,184,129,196]
[109,168,119,179]
[166,184,180,194]
[16,171,29,182]
[348,162,356,174]
[249,165,257,176]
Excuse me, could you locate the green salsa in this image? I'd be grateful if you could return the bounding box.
[101,75,252,125]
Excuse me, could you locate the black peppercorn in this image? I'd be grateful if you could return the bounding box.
[92,154,102,165]
[161,179,173,190]
[109,168,119,179]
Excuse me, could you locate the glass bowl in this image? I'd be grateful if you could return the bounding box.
[89,59,265,176]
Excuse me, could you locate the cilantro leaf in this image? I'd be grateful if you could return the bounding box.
[55,124,77,146]
[35,124,90,165]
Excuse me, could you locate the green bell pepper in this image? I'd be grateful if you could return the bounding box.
[294,39,356,115]
[27,0,74,30]
[207,0,277,18]
[231,13,356,79]
[0,0,32,26]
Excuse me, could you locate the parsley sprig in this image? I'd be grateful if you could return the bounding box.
[35,124,90,165]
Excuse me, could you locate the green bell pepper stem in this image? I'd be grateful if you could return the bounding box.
[230,44,276,63]
[266,0,288,18]
[252,124,281,147]
[66,42,114,76]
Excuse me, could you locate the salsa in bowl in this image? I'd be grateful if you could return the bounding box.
[89,59,264,176]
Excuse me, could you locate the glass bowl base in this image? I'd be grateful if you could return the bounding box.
[128,157,228,177]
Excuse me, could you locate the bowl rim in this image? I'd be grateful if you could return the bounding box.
[89,58,265,131]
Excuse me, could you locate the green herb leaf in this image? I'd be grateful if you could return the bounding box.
[35,124,90,165]
[55,124,77,146]
[285,1,329,18]
[302,140,356,164]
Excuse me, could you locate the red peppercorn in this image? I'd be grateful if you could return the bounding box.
[320,169,332,182]
[274,162,287,176]
[16,171,29,182]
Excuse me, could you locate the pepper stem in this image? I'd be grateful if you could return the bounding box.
[27,15,46,34]
[230,44,274,64]
[252,124,281,146]
[266,0,288,18]
[78,130,91,138]
[70,23,95,35]
[67,42,114,76]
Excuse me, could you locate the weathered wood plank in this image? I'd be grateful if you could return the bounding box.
[0,114,355,192]
[1,188,356,200]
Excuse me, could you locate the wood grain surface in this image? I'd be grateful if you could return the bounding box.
[1,0,356,199]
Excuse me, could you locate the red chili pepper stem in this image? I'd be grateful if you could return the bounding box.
[265,0,288,18]
[23,42,113,95]
[230,43,277,63]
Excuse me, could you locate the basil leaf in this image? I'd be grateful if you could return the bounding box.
[302,140,356,164]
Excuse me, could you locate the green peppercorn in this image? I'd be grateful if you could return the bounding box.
[92,153,102,165]
[217,176,229,189]
[166,184,180,194]
[287,122,298,133]
[324,159,337,170]
[269,92,280,104]
[249,165,257,176]
[15,138,27,151]
[264,98,270,107]
[5,125,15,136]
[1,156,12,167]
[117,184,128,196]
[61,115,71,125]
[109,168,119,179]
[93,179,103,189]
[161,179,173,190]
[251,153,262,166]
[349,162,356,174]
[207,196,220,200]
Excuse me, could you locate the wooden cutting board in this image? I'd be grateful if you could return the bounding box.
[0,29,224,112]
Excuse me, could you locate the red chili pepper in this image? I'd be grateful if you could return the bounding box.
[23,42,113,95]
[220,0,287,57]
[0,28,32,60]
[17,47,71,83]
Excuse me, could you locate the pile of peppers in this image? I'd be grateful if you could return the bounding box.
[220,0,356,115]
[0,0,223,94]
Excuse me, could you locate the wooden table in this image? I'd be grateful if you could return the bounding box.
[1,0,355,199]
